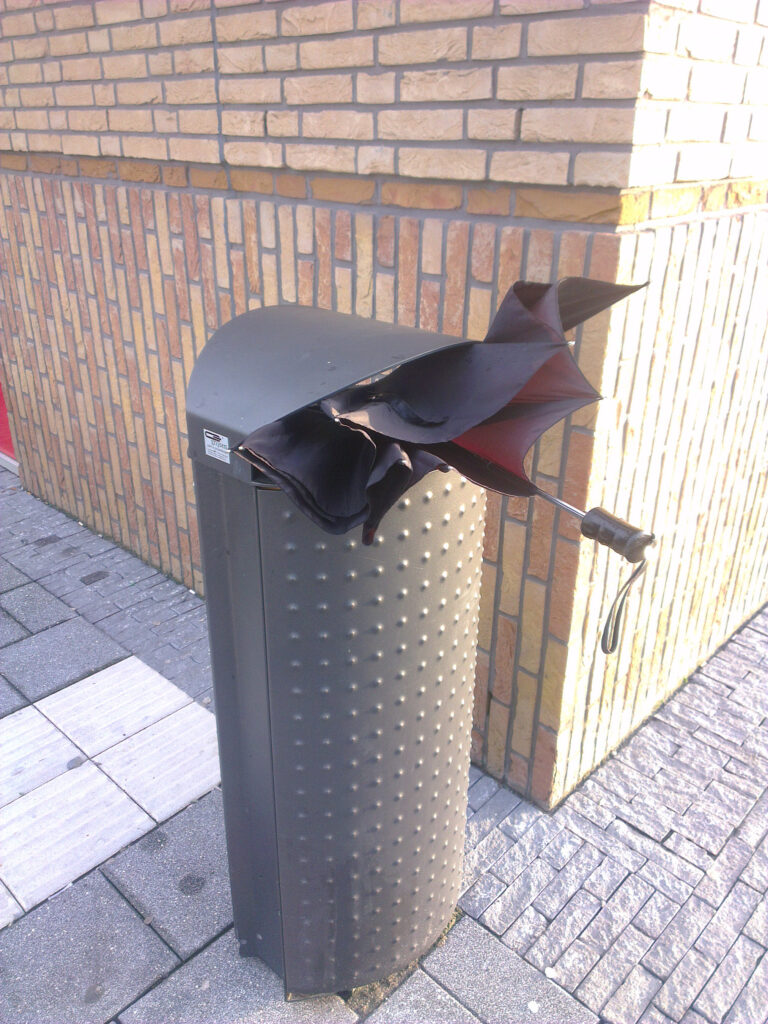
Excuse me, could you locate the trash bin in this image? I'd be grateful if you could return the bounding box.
[186,307,485,998]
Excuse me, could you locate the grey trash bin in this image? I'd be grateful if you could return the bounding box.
[186,307,484,998]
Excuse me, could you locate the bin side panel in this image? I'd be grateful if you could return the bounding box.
[192,463,285,977]
[258,473,485,995]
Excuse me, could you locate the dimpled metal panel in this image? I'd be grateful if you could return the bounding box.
[257,473,484,996]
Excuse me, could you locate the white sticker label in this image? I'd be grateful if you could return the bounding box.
[203,428,231,464]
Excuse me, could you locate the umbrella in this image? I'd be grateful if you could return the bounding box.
[236,278,655,652]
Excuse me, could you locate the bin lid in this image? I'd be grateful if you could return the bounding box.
[186,306,465,474]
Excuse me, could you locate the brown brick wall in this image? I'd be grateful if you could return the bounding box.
[1,0,767,806]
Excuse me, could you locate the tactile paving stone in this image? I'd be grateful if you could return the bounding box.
[0,762,153,910]
[37,656,191,756]
[95,702,220,822]
[0,705,81,807]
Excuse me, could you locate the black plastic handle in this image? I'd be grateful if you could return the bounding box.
[581,508,655,563]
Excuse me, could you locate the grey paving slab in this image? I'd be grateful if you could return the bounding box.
[365,969,481,1024]
[0,871,178,1024]
[117,929,357,1024]
[0,609,28,647]
[423,916,597,1024]
[0,674,27,718]
[0,581,75,632]
[0,558,28,594]
[0,617,126,700]
[0,879,22,930]
[102,790,233,959]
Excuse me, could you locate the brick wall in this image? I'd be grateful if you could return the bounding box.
[1,0,767,806]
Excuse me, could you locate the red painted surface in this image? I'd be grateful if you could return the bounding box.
[0,380,14,458]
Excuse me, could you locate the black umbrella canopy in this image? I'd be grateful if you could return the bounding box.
[238,277,643,543]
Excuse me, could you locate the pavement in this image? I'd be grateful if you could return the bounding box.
[0,462,766,1024]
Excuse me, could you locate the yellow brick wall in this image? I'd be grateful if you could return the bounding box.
[1,0,767,807]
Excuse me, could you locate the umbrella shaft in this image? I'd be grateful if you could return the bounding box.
[537,491,585,521]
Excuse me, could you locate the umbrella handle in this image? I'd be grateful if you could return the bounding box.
[581,508,655,563]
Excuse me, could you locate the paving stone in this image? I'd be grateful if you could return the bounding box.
[639,859,694,904]
[458,871,507,919]
[675,803,736,855]
[533,842,603,919]
[0,675,26,718]
[721,951,768,1024]
[739,790,768,848]
[633,891,680,939]
[566,791,615,829]
[118,929,355,1023]
[642,896,716,978]
[481,857,556,935]
[696,835,754,906]
[0,704,82,807]
[95,702,220,822]
[547,938,600,993]
[694,935,763,1024]
[465,787,521,849]
[0,581,75,632]
[0,871,178,1024]
[365,969,481,1024]
[467,774,499,811]
[695,882,761,962]
[0,610,28,647]
[639,1006,675,1024]
[540,827,583,870]
[742,895,767,944]
[499,799,547,841]
[526,889,602,970]
[575,924,652,1014]
[558,808,645,872]
[609,820,704,887]
[423,915,597,1024]
[664,833,713,872]
[0,617,126,700]
[500,904,549,955]
[493,815,563,882]
[0,879,23,930]
[102,790,232,959]
[462,826,514,890]
[602,965,662,1024]
[0,762,153,910]
[741,834,768,892]
[0,559,29,594]
[584,856,629,900]
[654,947,717,1021]
[579,875,653,954]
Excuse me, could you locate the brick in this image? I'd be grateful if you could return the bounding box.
[264,43,297,72]
[266,111,298,137]
[311,177,374,203]
[400,68,492,103]
[529,14,644,56]
[116,82,161,105]
[95,1,142,25]
[102,54,148,79]
[677,144,732,183]
[304,111,373,141]
[159,16,212,46]
[111,23,158,50]
[219,77,281,104]
[122,137,167,161]
[574,153,631,188]
[582,60,642,100]
[357,72,395,104]
[515,189,629,225]
[379,27,467,65]
[221,111,264,137]
[667,104,725,143]
[55,84,94,106]
[472,24,521,60]
[223,141,283,168]
[521,107,634,144]
[300,35,373,69]
[165,78,217,104]
[491,151,569,186]
[274,173,305,199]
[398,147,486,181]
[640,55,690,101]
[230,169,273,193]
[357,146,394,175]
[467,188,511,216]
[467,109,518,141]
[679,15,738,61]
[356,0,395,29]
[68,110,109,133]
[216,11,277,42]
[497,64,578,100]
[281,1,353,36]
[49,33,89,57]
[217,46,264,75]
[285,144,355,174]
[378,110,462,141]
[53,6,94,30]
[689,64,746,104]
[401,0,492,20]
[501,0,581,10]
[9,65,43,85]
[169,138,219,164]
[283,74,352,105]
[2,12,36,36]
